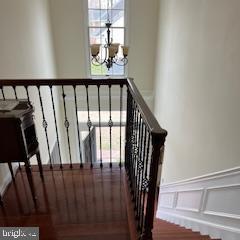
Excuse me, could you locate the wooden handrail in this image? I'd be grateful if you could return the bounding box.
[126,78,167,136]
[0,78,128,86]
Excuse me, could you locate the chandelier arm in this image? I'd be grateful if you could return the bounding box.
[91,56,106,66]
[103,45,108,62]
[111,57,128,66]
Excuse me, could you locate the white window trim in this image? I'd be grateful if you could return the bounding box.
[83,0,129,78]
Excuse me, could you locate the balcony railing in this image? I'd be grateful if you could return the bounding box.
[0,78,167,240]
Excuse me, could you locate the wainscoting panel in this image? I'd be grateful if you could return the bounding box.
[176,189,203,212]
[159,192,176,209]
[204,184,240,220]
[156,167,240,240]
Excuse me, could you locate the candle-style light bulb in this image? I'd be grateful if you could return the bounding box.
[108,46,116,58]
[111,43,120,54]
[90,44,100,57]
[121,46,129,57]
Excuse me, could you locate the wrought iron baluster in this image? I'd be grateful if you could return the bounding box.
[50,86,63,169]
[85,85,93,168]
[119,84,123,168]
[140,128,151,234]
[0,86,5,100]
[24,86,43,178]
[135,114,143,219]
[97,85,103,168]
[24,86,30,104]
[137,122,147,230]
[12,86,22,169]
[129,100,136,194]
[134,111,141,203]
[73,85,83,168]
[132,104,139,202]
[136,116,144,224]
[129,97,135,185]
[125,89,131,171]
[108,84,113,168]
[13,86,18,99]
[61,86,72,169]
[37,86,53,169]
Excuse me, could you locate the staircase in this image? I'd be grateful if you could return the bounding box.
[0,78,167,240]
[153,219,221,240]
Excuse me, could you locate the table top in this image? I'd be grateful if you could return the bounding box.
[0,100,33,119]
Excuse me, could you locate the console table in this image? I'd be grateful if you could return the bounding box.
[0,100,43,203]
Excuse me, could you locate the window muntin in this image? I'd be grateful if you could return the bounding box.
[87,0,126,76]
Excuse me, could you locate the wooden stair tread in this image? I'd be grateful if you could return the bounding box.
[153,219,221,240]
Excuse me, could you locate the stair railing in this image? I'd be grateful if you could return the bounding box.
[125,78,167,240]
[0,79,126,169]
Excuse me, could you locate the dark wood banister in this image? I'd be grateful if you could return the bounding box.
[0,78,128,86]
[126,78,167,137]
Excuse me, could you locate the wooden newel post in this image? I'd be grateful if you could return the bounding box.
[140,132,167,240]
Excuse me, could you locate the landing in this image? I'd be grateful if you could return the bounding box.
[0,165,130,240]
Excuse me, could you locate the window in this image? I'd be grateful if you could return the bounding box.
[87,0,126,76]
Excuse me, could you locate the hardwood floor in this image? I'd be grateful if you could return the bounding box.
[0,165,130,240]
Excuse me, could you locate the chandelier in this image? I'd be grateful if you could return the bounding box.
[90,1,129,70]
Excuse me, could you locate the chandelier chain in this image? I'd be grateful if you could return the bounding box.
[107,0,111,23]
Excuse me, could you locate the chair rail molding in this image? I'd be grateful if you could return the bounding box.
[157,167,240,240]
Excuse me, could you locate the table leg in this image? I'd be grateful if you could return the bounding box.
[0,195,3,206]
[36,151,44,180]
[7,162,15,181]
[24,161,37,204]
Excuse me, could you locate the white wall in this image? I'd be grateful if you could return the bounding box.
[48,0,88,78]
[154,0,240,184]
[0,0,57,193]
[127,0,159,94]
[0,0,56,78]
